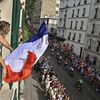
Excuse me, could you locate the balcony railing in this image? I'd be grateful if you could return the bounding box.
[11,89,17,100]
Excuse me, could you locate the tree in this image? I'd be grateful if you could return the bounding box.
[25,0,36,21]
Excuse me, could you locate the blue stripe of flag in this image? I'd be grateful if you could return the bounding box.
[26,22,48,42]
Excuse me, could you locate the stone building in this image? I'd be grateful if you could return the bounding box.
[84,0,100,70]
[32,0,60,34]
[57,0,92,57]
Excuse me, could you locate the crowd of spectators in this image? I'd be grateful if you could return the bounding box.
[34,56,70,100]
[49,38,100,93]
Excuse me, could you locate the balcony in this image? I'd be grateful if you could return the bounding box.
[90,17,100,21]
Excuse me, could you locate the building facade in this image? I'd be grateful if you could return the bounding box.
[32,0,60,34]
[84,0,100,70]
[0,0,13,57]
[57,0,92,57]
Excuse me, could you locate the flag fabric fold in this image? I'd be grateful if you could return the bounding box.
[3,22,49,83]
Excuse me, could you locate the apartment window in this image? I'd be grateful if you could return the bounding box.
[75,21,78,29]
[80,21,84,30]
[76,9,79,17]
[84,0,87,4]
[56,11,59,14]
[82,8,86,17]
[60,18,62,22]
[62,30,64,37]
[65,10,67,16]
[51,28,54,33]
[68,32,71,40]
[63,17,66,27]
[73,33,76,41]
[78,34,81,42]
[72,10,74,17]
[88,39,92,49]
[59,29,60,34]
[47,19,49,25]
[91,24,95,34]
[99,31,100,35]
[56,4,59,7]
[70,21,73,29]
[94,8,98,19]
[73,3,75,6]
[78,1,80,6]
[96,41,100,52]
[95,0,100,3]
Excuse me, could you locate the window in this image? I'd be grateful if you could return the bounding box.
[56,4,59,7]
[68,32,71,40]
[76,9,79,17]
[80,21,84,30]
[60,18,62,22]
[82,8,86,17]
[84,0,87,4]
[78,1,80,6]
[62,30,64,37]
[96,41,100,52]
[51,28,54,33]
[99,31,100,35]
[73,33,76,41]
[70,21,73,29]
[63,17,66,27]
[95,0,100,3]
[72,10,74,17]
[65,10,67,16]
[75,21,78,29]
[47,19,49,25]
[88,39,92,49]
[56,11,59,14]
[78,34,81,42]
[94,8,98,19]
[91,24,95,34]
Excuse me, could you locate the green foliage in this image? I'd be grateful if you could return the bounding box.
[22,25,32,42]
[25,0,36,20]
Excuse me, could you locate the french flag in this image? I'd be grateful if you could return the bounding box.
[3,22,49,83]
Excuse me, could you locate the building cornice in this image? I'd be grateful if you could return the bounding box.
[65,39,84,45]
[90,18,100,22]
[68,17,88,19]
[57,26,66,29]
[65,28,86,32]
[60,3,91,10]
[86,34,100,38]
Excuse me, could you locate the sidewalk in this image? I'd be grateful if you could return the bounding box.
[24,70,47,100]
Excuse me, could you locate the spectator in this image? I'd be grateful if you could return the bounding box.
[0,21,13,78]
